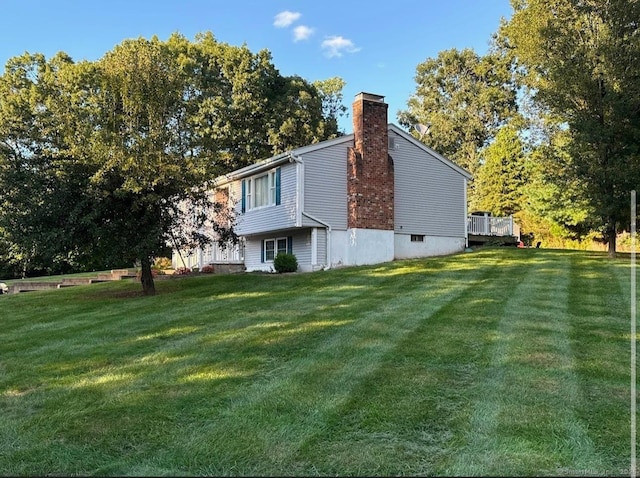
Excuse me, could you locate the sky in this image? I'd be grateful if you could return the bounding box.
[0,0,513,132]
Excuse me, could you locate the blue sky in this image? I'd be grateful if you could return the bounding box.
[0,0,513,132]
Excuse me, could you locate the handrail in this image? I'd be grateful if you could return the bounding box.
[467,215,515,237]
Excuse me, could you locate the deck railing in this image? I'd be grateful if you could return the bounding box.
[202,239,245,264]
[467,214,517,237]
[174,239,244,270]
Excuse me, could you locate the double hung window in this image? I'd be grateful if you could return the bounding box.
[261,236,292,262]
[241,168,281,212]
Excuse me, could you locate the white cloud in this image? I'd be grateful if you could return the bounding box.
[273,10,301,28]
[321,36,361,58]
[293,25,314,42]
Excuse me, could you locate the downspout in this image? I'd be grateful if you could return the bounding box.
[289,154,304,227]
[464,178,469,248]
[289,153,332,270]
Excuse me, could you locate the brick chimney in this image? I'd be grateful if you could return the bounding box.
[347,92,394,230]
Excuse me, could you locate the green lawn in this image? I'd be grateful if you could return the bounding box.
[0,248,634,476]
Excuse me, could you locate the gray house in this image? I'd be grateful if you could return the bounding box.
[173,92,472,272]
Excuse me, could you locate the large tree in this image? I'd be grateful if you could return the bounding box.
[398,47,518,176]
[0,33,344,292]
[501,0,640,256]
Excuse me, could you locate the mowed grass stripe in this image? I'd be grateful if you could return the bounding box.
[288,251,524,475]
[448,250,609,475]
[160,256,497,475]
[0,249,633,476]
[1,255,488,476]
[567,252,631,475]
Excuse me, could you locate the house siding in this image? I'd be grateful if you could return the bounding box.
[244,229,317,272]
[302,142,350,231]
[233,162,298,236]
[317,228,327,266]
[392,131,466,238]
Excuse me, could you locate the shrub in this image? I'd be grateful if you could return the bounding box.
[273,253,298,273]
[201,265,215,274]
[153,257,172,270]
[174,267,191,275]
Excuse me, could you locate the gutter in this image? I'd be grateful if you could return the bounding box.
[216,152,294,185]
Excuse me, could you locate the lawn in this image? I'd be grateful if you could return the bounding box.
[0,248,634,476]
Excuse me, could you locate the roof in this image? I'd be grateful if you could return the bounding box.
[213,124,472,186]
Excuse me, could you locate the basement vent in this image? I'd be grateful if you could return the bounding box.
[388,136,399,151]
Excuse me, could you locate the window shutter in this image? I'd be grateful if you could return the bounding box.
[275,168,281,206]
[287,236,293,254]
[261,240,265,263]
[241,180,246,213]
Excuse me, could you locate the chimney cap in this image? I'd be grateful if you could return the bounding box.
[354,92,385,103]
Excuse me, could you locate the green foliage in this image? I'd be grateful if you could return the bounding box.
[273,252,298,273]
[313,76,348,135]
[398,47,518,176]
[0,32,345,288]
[501,0,640,254]
[153,257,173,270]
[473,122,527,216]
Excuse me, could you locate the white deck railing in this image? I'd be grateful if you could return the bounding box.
[467,214,517,237]
[202,240,245,264]
[174,240,244,270]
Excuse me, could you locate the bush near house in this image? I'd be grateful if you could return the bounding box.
[153,257,173,270]
[274,252,298,273]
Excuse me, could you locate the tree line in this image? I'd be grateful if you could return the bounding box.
[400,0,640,255]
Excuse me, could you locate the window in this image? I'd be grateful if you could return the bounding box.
[411,234,425,242]
[262,236,292,262]
[241,168,281,212]
[254,174,268,208]
[264,239,275,262]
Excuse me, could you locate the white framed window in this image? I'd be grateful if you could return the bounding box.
[242,168,280,211]
[411,234,425,242]
[253,173,270,209]
[263,236,290,262]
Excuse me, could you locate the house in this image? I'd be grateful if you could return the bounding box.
[173,92,472,272]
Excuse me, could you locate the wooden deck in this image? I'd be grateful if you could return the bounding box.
[467,233,519,246]
[467,214,520,246]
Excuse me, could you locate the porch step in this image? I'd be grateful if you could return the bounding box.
[9,282,63,293]
[5,269,139,294]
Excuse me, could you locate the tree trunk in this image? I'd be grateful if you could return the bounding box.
[607,221,617,258]
[140,257,156,296]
